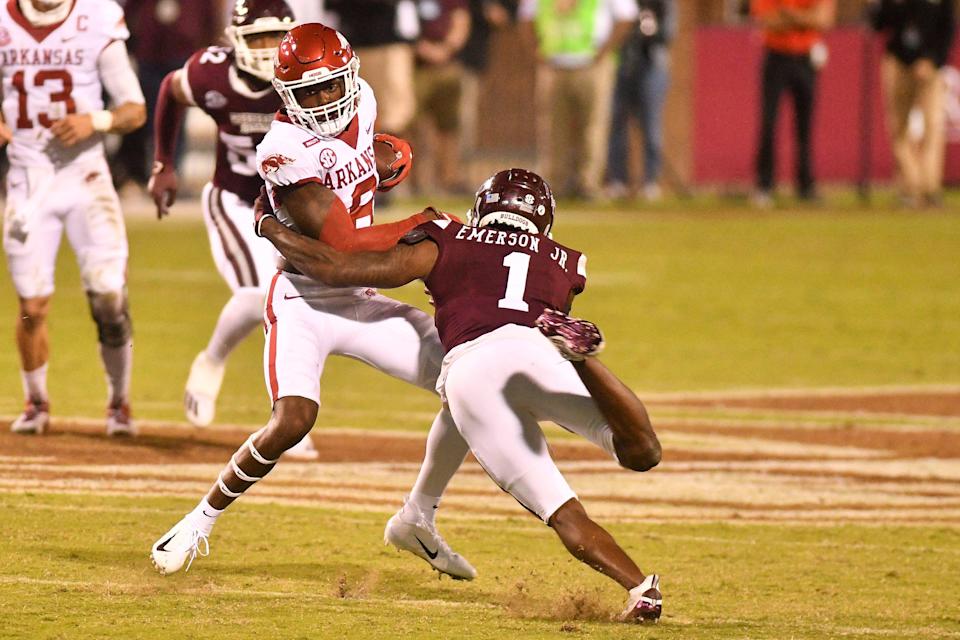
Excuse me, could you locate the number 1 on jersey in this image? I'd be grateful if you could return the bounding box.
[498,252,530,312]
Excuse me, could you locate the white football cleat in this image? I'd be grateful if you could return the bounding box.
[10,400,50,434]
[283,434,319,460]
[106,403,136,437]
[151,516,210,576]
[620,573,662,623]
[384,502,476,580]
[184,351,226,427]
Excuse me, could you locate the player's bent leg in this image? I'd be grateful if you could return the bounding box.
[548,499,662,623]
[11,296,53,434]
[384,407,475,580]
[343,296,473,574]
[185,288,264,427]
[87,290,135,436]
[151,396,319,575]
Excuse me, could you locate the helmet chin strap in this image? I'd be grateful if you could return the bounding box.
[18,0,71,26]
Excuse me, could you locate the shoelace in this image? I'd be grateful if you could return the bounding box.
[183,530,210,572]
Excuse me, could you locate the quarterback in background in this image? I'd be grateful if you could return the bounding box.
[150,23,475,581]
[255,168,665,623]
[0,0,146,435]
[148,0,307,446]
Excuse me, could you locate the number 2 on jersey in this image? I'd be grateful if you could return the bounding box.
[498,252,530,312]
[12,69,76,129]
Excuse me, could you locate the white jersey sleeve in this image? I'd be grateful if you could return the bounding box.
[256,121,323,188]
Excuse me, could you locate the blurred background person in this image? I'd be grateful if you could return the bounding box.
[605,0,675,202]
[519,0,638,201]
[412,0,471,194]
[459,1,516,170]
[751,0,835,207]
[326,0,420,136]
[869,0,956,208]
[116,0,224,191]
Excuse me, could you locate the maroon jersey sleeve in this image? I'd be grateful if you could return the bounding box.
[183,47,281,204]
[419,220,588,351]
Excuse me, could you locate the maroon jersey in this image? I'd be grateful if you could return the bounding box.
[417,220,587,351]
[182,46,281,204]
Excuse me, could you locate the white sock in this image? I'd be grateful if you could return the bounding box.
[205,290,263,364]
[407,409,469,521]
[188,498,224,536]
[20,364,48,404]
[406,492,442,522]
[99,343,132,407]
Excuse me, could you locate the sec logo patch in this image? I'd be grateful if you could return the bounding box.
[319,148,337,169]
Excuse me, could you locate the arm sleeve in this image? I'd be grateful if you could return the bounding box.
[571,252,587,293]
[257,131,323,186]
[98,40,145,106]
[153,72,187,166]
[318,199,435,252]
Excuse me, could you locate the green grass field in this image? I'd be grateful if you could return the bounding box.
[1,195,959,638]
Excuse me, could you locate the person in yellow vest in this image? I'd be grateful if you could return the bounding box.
[520,0,638,200]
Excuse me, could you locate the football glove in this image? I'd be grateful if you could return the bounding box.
[374,132,413,191]
[535,309,605,361]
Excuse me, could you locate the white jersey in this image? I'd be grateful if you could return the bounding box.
[0,0,128,169]
[257,78,379,233]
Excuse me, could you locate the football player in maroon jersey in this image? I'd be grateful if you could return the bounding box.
[253,168,665,623]
[148,0,301,436]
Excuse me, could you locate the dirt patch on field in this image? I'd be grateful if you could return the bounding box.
[663,390,960,417]
[2,389,959,524]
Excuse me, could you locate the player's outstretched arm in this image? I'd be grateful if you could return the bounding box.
[276,181,445,253]
[258,214,437,289]
[149,70,192,218]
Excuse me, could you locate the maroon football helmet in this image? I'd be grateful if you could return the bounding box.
[273,23,360,137]
[225,0,297,82]
[468,168,556,236]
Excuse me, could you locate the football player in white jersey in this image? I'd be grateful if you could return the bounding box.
[150,24,475,580]
[0,0,146,436]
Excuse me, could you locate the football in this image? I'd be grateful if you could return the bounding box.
[374,137,400,179]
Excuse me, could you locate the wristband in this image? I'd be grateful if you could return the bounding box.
[91,110,114,133]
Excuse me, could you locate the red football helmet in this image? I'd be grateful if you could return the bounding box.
[273,23,360,138]
[225,0,297,82]
[469,169,556,236]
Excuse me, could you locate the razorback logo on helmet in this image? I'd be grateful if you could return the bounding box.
[260,153,295,174]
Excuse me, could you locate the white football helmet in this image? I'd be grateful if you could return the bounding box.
[224,0,297,82]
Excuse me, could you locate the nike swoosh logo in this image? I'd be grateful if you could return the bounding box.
[283,294,304,300]
[415,535,438,560]
[155,534,175,552]
[61,35,76,42]
[202,510,215,517]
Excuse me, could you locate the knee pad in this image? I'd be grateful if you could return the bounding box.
[87,290,133,347]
